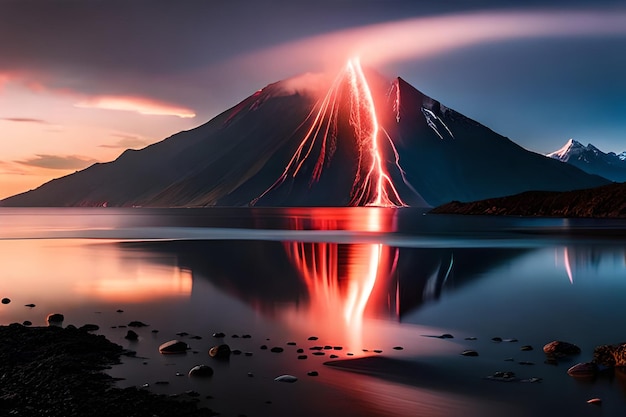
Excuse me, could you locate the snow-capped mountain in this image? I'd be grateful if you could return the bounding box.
[1,67,609,208]
[547,139,626,182]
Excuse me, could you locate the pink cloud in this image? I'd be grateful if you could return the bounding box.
[74,95,196,118]
[223,9,626,78]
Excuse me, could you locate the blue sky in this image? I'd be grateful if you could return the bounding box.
[1,0,625,197]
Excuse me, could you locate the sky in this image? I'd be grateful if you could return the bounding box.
[1,0,626,199]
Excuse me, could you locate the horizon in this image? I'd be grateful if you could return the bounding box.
[1,0,626,199]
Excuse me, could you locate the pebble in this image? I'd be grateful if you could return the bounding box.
[312,352,325,356]
[298,355,308,360]
[116,309,124,313]
[1,298,10,304]
[567,362,598,378]
[307,371,319,376]
[323,345,332,350]
[209,344,231,359]
[46,313,64,324]
[492,337,503,342]
[189,335,202,340]
[461,350,479,357]
[287,342,297,346]
[151,329,159,333]
[274,375,298,383]
[296,348,304,353]
[486,371,517,382]
[543,340,581,356]
[232,349,242,355]
[329,354,339,359]
[188,364,214,377]
[212,332,226,338]
[244,352,253,356]
[242,334,252,339]
[310,346,323,351]
[518,361,534,365]
[520,345,533,351]
[503,338,518,343]
[248,372,254,377]
[159,340,189,354]
[176,332,189,337]
[333,346,343,350]
[23,320,32,326]
[24,303,36,308]
[465,337,477,341]
[231,334,239,338]
[128,321,149,327]
[373,350,383,353]
[270,347,284,353]
[392,346,404,350]
[308,336,318,341]
[80,324,100,332]
[587,398,602,405]
[260,345,268,350]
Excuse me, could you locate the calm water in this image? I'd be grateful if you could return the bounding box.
[1,207,626,416]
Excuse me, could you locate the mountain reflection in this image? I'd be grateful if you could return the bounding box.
[122,209,534,328]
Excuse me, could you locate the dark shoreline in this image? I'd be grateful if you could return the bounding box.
[0,323,214,417]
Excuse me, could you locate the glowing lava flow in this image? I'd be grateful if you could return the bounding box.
[253,58,408,207]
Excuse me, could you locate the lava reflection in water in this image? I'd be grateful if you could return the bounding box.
[282,207,400,349]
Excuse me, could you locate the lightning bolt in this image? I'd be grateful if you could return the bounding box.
[253,57,408,208]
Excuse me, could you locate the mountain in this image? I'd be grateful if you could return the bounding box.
[431,182,626,218]
[1,63,609,207]
[547,139,626,182]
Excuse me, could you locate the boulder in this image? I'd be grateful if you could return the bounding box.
[593,343,626,367]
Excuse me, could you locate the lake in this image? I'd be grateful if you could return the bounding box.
[1,207,625,416]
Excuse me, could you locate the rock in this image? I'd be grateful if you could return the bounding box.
[176,332,189,337]
[158,340,189,354]
[297,355,308,360]
[287,342,296,346]
[260,345,268,350]
[503,338,518,343]
[46,313,64,325]
[232,349,242,355]
[567,362,598,378]
[209,344,231,359]
[486,371,518,382]
[333,346,343,350]
[125,330,139,341]
[392,346,404,350]
[274,375,298,383]
[24,303,36,308]
[465,337,477,341]
[518,361,534,365]
[329,354,339,359]
[23,320,32,326]
[492,337,502,342]
[543,340,581,356]
[461,350,479,357]
[296,348,304,353]
[80,324,100,332]
[593,343,626,367]
[587,398,602,405]
[310,346,323,351]
[247,372,254,377]
[270,347,284,353]
[307,371,319,376]
[308,336,318,341]
[242,334,252,338]
[1,298,11,304]
[323,345,332,350]
[312,352,325,356]
[189,335,202,340]
[373,350,383,353]
[231,334,240,338]
[128,321,149,327]
[116,309,124,313]
[520,345,533,351]
[212,332,225,338]
[244,352,253,356]
[188,364,214,377]
[151,329,159,333]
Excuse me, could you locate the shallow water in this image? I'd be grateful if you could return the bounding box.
[1,207,626,416]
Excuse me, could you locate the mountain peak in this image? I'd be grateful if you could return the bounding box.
[546,139,626,182]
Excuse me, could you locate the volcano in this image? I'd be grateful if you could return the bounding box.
[1,61,608,207]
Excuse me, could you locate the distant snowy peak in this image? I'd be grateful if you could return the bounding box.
[546,139,626,182]
[546,139,585,162]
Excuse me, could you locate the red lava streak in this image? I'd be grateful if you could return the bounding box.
[253,58,408,207]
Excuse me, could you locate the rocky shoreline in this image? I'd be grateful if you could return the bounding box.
[0,323,215,417]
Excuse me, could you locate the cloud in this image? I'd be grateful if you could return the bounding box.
[222,9,626,78]
[99,133,150,149]
[16,154,98,170]
[1,117,50,124]
[74,95,196,118]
